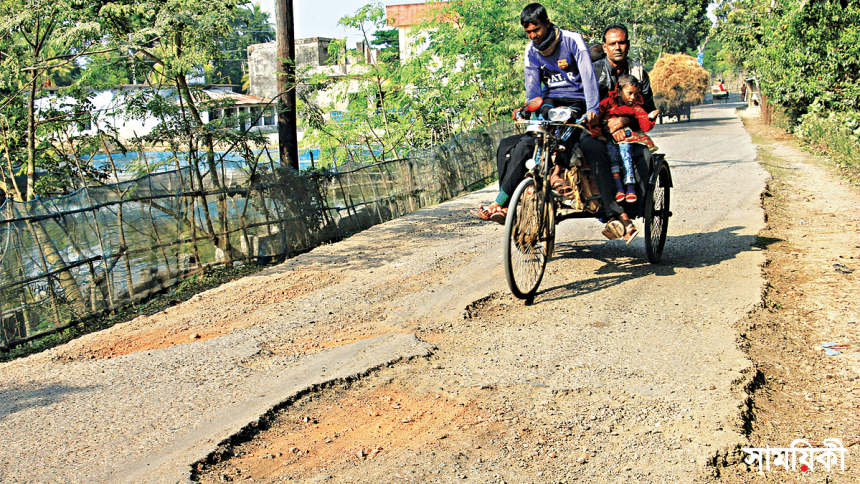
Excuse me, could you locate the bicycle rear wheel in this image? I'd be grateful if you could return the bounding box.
[504,177,555,299]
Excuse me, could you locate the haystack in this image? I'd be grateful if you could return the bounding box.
[650,53,709,111]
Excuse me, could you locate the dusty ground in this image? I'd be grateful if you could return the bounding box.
[50,268,399,362]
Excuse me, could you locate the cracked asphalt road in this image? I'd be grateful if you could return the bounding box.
[1,102,768,484]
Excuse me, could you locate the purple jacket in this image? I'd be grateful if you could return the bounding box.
[524,29,600,114]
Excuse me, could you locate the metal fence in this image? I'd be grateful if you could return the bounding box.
[0,122,513,349]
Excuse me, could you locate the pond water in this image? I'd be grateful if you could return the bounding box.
[88,148,322,173]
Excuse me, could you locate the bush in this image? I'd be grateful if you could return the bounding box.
[649,53,709,112]
[794,106,860,169]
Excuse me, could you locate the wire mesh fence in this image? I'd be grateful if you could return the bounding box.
[0,121,513,350]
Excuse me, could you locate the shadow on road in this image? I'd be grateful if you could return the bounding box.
[0,382,92,421]
[536,225,780,303]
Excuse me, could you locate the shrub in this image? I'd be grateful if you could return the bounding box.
[794,106,860,169]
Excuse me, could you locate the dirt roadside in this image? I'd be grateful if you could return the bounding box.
[716,110,860,482]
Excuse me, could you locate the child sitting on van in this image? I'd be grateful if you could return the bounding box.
[590,74,658,207]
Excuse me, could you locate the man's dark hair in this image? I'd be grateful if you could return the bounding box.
[588,43,605,62]
[521,3,549,26]
[602,23,629,43]
[617,74,640,91]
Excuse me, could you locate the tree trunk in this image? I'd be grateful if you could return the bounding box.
[175,73,234,265]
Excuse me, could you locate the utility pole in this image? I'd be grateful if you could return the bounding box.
[275,0,299,170]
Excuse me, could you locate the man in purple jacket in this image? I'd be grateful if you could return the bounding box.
[522,4,599,119]
[475,3,602,224]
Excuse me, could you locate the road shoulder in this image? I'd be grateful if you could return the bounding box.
[718,107,860,482]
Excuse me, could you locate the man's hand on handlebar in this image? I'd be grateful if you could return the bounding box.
[513,107,529,120]
[585,112,596,125]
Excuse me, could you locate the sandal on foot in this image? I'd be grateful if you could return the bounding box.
[615,190,625,202]
[551,173,575,197]
[489,206,508,225]
[625,186,637,203]
[471,204,492,221]
[601,220,624,240]
[622,221,638,244]
[472,203,506,224]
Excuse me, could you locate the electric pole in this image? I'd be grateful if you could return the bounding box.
[275,0,299,170]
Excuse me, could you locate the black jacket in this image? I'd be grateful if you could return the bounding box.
[593,57,656,113]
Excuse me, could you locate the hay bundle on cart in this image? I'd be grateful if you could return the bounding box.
[650,53,709,123]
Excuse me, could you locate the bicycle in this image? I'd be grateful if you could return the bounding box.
[503,104,672,300]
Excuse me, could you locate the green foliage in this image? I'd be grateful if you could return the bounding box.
[794,105,860,169]
[210,2,275,89]
[0,0,113,199]
[369,28,400,60]
[716,0,860,120]
[300,3,428,167]
[544,0,710,67]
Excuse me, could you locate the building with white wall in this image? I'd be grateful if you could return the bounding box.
[38,85,274,141]
[385,2,450,59]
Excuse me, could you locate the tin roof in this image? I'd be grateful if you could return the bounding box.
[201,90,272,105]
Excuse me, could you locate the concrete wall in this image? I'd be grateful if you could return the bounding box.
[248,42,279,100]
[248,38,336,100]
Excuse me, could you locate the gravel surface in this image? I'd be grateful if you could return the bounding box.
[1,103,768,484]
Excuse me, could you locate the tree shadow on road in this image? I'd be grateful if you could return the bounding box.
[535,226,782,303]
[0,382,92,422]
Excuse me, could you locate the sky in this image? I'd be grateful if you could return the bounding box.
[255,1,719,47]
[256,0,402,46]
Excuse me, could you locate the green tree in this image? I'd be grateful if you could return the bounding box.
[369,28,399,60]
[210,2,275,89]
[0,0,112,200]
[715,0,860,119]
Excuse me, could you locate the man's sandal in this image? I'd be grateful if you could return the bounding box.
[550,173,575,198]
[472,203,507,225]
[601,219,624,240]
[622,221,638,244]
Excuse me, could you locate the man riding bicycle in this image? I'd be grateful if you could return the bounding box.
[474,3,599,224]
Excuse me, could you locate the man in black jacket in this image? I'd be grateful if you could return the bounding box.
[581,23,659,239]
[593,24,656,117]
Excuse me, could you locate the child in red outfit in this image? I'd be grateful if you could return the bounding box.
[590,75,658,205]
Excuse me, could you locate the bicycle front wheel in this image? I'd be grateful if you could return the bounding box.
[503,177,554,300]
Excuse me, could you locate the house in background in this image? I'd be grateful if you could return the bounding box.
[386,2,450,59]
[246,36,382,145]
[38,84,274,141]
[247,37,347,101]
[247,37,380,108]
